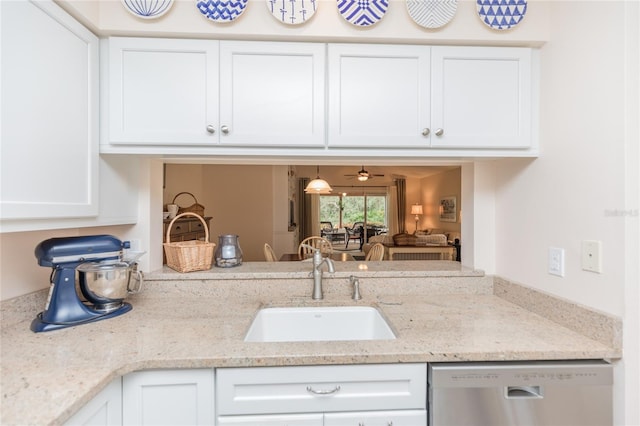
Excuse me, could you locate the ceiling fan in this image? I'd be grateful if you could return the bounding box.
[344,166,385,182]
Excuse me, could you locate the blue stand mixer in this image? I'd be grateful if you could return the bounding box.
[31,235,143,333]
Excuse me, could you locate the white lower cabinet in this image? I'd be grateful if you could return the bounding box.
[122,369,214,426]
[324,410,427,425]
[217,413,324,425]
[216,364,427,426]
[64,378,122,426]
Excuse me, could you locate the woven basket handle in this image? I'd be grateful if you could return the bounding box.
[172,192,198,207]
[165,212,210,244]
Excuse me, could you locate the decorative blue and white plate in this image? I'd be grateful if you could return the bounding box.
[267,0,318,25]
[337,0,389,27]
[476,0,527,30]
[406,0,457,29]
[121,0,174,19]
[196,0,249,22]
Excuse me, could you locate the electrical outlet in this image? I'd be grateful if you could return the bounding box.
[582,240,602,273]
[548,247,565,277]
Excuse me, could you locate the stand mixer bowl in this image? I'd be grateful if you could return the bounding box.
[77,261,139,312]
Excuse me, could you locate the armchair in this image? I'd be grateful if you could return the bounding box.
[344,226,363,249]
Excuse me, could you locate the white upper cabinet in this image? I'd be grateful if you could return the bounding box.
[219,41,325,147]
[1,0,99,221]
[103,38,325,148]
[327,44,534,152]
[327,44,431,148]
[102,38,537,156]
[106,37,219,146]
[430,46,532,149]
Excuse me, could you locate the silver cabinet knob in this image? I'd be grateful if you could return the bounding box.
[422,128,430,137]
[221,125,230,134]
[435,128,444,136]
[206,125,215,134]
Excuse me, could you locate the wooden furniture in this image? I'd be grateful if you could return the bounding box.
[280,252,355,262]
[162,216,212,264]
[263,243,277,262]
[387,245,456,261]
[365,243,385,261]
[299,236,333,257]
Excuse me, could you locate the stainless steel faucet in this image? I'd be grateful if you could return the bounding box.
[350,275,362,301]
[301,245,335,300]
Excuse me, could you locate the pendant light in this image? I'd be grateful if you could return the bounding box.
[304,166,333,194]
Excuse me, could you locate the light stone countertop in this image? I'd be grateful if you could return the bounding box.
[0,261,622,425]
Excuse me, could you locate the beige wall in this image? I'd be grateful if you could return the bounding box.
[164,164,275,261]
[419,168,461,234]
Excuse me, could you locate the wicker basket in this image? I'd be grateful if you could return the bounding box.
[163,212,215,272]
[172,192,205,217]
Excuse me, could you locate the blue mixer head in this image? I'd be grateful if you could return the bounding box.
[35,235,130,268]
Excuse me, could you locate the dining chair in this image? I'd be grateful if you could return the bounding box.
[263,243,278,262]
[299,236,333,257]
[344,226,362,249]
[365,243,385,261]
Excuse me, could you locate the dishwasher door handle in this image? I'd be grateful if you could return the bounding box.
[505,385,543,399]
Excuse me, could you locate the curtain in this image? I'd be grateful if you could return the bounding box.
[310,195,320,237]
[387,185,399,236]
[298,178,310,241]
[396,178,406,234]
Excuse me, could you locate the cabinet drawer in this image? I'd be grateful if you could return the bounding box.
[324,409,427,426]
[218,413,323,425]
[189,220,207,233]
[216,363,426,416]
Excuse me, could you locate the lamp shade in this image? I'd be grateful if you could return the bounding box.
[411,204,423,215]
[305,178,333,194]
[305,166,333,194]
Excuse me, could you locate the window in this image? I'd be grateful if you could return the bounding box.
[320,193,387,228]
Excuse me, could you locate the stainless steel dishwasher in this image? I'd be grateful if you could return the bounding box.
[428,360,613,426]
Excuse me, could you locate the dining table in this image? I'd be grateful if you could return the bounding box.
[279,252,356,262]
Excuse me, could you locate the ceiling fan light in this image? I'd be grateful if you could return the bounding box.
[357,175,368,182]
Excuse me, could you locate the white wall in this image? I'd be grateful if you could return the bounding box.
[491,2,639,425]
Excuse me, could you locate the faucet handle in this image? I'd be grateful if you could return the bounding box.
[350,275,362,301]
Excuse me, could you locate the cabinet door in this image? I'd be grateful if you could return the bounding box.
[219,41,325,147]
[122,369,214,426]
[218,413,323,425]
[328,44,430,148]
[0,0,99,220]
[431,46,532,149]
[324,410,427,426]
[65,379,122,426]
[106,37,219,146]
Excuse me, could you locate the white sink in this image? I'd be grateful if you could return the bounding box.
[244,306,396,342]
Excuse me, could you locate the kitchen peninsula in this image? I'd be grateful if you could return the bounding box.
[0,261,621,425]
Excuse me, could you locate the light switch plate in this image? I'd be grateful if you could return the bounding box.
[582,240,602,273]
[548,247,565,277]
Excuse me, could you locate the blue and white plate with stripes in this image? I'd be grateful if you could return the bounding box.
[196,0,249,22]
[406,0,457,29]
[477,0,527,30]
[122,0,174,19]
[337,0,389,27]
[267,0,318,25]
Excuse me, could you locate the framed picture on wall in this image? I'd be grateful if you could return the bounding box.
[440,196,457,222]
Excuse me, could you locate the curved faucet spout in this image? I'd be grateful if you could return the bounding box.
[309,249,334,300]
